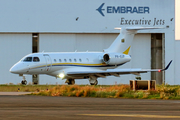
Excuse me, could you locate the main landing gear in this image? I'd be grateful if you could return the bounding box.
[21,76,27,85]
[65,78,98,85]
[89,77,98,85]
[65,79,75,85]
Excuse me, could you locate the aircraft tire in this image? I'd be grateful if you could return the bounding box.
[67,79,75,85]
[90,80,98,85]
[71,79,75,85]
[94,80,98,85]
[21,80,27,85]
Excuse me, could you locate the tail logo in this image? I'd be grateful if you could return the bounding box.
[123,46,131,55]
[121,39,125,43]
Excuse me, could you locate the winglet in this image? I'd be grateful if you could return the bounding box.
[161,60,173,71]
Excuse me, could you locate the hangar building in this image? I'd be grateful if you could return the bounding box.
[0,0,179,85]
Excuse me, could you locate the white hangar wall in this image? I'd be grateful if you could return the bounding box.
[39,34,116,52]
[0,34,32,84]
[39,33,151,85]
[0,0,174,33]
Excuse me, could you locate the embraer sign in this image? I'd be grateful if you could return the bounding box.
[96,3,150,16]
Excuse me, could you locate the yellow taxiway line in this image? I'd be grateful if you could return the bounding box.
[78,114,180,118]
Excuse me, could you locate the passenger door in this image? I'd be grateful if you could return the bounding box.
[44,54,52,72]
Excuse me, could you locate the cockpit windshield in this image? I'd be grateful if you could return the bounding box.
[22,57,40,62]
[33,57,40,62]
[23,57,32,62]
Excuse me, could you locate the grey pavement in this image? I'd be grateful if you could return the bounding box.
[0,95,180,120]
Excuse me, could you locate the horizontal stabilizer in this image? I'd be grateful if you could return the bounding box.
[115,27,164,31]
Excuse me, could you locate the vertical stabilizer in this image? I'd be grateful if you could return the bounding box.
[104,28,136,54]
[104,27,163,54]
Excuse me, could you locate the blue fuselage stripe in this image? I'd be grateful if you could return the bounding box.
[30,63,125,69]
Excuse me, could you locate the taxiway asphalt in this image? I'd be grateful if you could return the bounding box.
[0,94,180,120]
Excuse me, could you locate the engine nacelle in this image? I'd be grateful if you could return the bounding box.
[103,53,131,65]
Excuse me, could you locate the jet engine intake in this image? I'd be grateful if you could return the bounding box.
[103,54,110,63]
[102,53,131,65]
[103,53,116,65]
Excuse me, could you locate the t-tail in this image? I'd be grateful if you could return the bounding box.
[104,27,163,54]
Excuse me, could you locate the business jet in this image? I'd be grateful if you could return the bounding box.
[10,27,172,85]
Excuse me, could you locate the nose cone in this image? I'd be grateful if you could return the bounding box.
[9,62,23,74]
[9,65,19,73]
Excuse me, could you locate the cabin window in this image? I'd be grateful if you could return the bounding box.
[33,57,40,62]
[69,59,72,62]
[74,59,76,62]
[23,57,32,62]
[79,59,82,62]
[54,59,56,62]
[64,59,67,62]
[59,59,61,62]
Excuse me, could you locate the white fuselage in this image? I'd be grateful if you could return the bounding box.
[10,52,131,79]
[9,27,166,85]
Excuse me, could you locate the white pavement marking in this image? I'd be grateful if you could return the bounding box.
[79,114,180,118]
[0,92,32,95]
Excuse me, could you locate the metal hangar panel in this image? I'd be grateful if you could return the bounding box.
[0,34,32,84]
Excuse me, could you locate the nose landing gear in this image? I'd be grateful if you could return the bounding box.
[21,76,27,85]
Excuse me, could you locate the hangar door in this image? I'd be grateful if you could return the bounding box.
[151,33,164,85]
[0,34,32,84]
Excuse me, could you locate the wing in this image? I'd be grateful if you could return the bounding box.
[67,60,172,78]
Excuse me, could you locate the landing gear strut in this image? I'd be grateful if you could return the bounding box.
[21,76,27,85]
[65,79,75,85]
